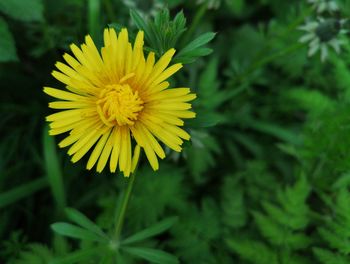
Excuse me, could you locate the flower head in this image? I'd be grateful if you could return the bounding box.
[299,18,347,61]
[44,28,196,176]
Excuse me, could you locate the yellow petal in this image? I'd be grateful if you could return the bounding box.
[138,124,165,159]
[147,102,192,111]
[96,128,115,172]
[49,114,82,129]
[150,63,183,86]
[49,101,92,109]
[148,87,189,99]
[63,53,81,70]
[143,143,159,171]
[118,127,129,172]
[141,119,182,152]
[52,71,71,86]
[131,144,141,172]
[150,49,175,77]
[146,111,184,126]
[110,127,121,173]
[71,130,103,163]
[86,130,111,170]
[44,87,87,101]
[66,123,105,154]
[159,110,196,119]
[70,44,92,69]
[160,124,191,140]
[46,109,84,122]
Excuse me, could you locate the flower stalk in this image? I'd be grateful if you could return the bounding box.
[115,172,136,241]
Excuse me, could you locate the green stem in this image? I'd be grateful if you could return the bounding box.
[88,0,100,39]
[233,42,306,83]
[103,0,116,23]
[231,6,312,85]
[180,4,207,47]
[115,173,136,240]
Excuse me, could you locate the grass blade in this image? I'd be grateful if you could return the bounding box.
[0,177,47,208]
[43,126,66,211]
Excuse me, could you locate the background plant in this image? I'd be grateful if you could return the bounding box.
[2,0,350,263]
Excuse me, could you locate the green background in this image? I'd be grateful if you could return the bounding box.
[2,0,350,263]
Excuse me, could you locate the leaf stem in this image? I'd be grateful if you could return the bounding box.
[115,173,136,240]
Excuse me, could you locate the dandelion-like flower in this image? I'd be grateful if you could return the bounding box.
[307,0,338,13]
[299,18,347,61]
[44,28,196,176]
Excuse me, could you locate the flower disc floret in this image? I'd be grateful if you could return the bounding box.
[97,83,143,127]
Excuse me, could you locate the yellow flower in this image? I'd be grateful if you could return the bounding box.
[44,28,196,176]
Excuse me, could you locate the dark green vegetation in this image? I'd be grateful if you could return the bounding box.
[2,0,350,263]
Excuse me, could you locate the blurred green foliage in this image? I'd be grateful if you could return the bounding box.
[2,0,350,263]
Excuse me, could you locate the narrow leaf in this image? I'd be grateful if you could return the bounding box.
[129,9,156,47]
[122,216,178,245]
[65,207,107,239]
[43,126,66,210]
[51,223,108,242]
[50,247,104,264]
[123,247,179,264]
[245,120,302,145]
[177,32,216,57]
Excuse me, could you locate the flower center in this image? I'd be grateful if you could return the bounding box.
[96,83,143,127]
[316,18,341,42]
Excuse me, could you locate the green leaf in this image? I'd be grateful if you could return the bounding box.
[221,177,247,229]
[313,247,350,264]
[0,0,44,22]
[15,243,53,263]
[123,247,179,264]
[318,226,350,254]
[64,207,107,239]
[253,211,311,250]
[286,88,335,115]
[176,32,216,61]
[0,177,47,208]
[130,8,188,56]
[122,216,178,245]
[129,9,156,47]
[226,239,278,264]
[245,120,302,145]
[50,247,104,264]
[51,223,108,242]
[332,171,350,190]
[43,126,66,210]
[0,17,18,62]
[186,132,220,182]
